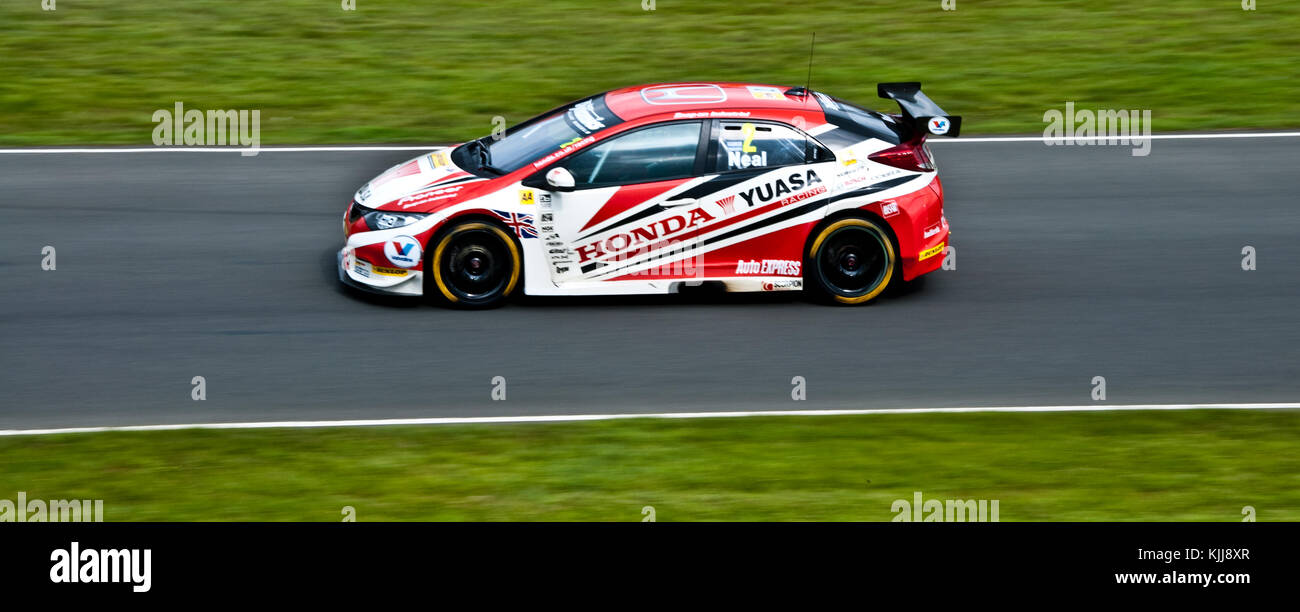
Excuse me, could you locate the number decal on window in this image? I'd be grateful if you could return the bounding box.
[741,123,757,153]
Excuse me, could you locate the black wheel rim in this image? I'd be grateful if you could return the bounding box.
[440,228,513,301]
[817,226,889,297]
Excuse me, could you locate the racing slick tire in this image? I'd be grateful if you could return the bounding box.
[425,221,522,309]
[804,217,897,305]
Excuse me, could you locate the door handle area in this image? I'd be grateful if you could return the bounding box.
[663,197,697,207]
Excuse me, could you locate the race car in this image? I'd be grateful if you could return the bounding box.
[338,81,959,307]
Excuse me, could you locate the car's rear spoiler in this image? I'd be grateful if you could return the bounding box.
[877,82,961,138]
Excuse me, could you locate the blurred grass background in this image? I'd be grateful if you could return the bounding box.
[1,410,1296,521]
[1,0,1297,145]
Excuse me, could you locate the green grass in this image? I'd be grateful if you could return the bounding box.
[0,0,1297,145]
[1,410,1297,521]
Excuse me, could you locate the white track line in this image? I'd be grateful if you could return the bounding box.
[1,403,1295,437]
[0,132,1297,154]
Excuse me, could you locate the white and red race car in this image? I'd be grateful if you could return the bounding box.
[338,81,959,307]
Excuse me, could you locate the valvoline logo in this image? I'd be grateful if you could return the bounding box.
[928,117,950,135]
[384,235,422,268]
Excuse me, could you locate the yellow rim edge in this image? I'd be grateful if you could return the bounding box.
[431,222,521,303]
[808,218,896,305]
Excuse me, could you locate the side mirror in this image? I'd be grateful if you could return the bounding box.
[546,167,576,191]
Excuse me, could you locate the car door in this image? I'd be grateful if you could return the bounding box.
[674,119,836,279]
[523,120,709,284]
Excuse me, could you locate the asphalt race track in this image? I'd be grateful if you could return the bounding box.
[2,138,1297,430]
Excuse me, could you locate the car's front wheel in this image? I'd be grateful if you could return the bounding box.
[805,217,896,305]
[426,221,521,308]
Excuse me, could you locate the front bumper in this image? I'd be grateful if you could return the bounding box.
[337,247,423,297]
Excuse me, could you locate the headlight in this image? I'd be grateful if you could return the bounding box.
[350,201,429,231]
[366,210,428,231]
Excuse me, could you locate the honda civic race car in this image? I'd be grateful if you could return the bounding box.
[338,81,959,307]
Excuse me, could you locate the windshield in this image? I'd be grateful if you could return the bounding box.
[458,95,624,174]
[486,113,584,172]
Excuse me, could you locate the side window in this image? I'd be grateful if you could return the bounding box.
[713,121,808,173]
[562,122,702,187]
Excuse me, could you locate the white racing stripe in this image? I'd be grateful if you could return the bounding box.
[1,132,1298,154]
[1,403,1295,437]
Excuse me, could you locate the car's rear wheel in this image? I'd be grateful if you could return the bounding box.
[805,217,896,305]
[426,221,521,309]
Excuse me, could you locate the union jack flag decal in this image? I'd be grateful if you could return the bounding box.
[491,209,537,239]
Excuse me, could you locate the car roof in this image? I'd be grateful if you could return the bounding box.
[601,82,825,121]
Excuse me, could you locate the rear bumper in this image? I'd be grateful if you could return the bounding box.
[904,224,948,280]
[893,176,949,281]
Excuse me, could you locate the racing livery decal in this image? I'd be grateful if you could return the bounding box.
[492,210,537,239]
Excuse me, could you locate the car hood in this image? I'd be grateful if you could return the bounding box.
[353,146,494,213]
